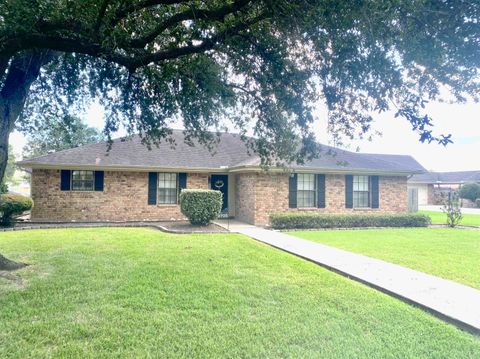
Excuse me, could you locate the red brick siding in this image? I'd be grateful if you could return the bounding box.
[234,173,408,225]
[31,169,208,222]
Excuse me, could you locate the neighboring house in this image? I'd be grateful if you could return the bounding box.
[408,171,480,206]
[17,130,425,225]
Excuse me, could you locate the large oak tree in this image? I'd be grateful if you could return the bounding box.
[1,0,479,183]
[1,0,479,270]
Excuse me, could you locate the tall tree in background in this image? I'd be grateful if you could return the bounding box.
[0,144,15,193]
[23,115,103,158]
[0,0,479,185]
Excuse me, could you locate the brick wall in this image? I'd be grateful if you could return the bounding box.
[235,172,408,225]
[234,173,257,224]
[31,169,208,222]
[31,169,408,224]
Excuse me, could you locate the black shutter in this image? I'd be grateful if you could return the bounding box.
[371,175,379,208]
[148,172,158,205]
[178,173,187,191]
[288,173,297,208]
[60,170,71,191]
[94,171,104,191]
[316,174,326,208]
[345,175,353,208]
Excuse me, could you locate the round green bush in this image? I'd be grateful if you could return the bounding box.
[180,189,222,226]
[0,194,34,226]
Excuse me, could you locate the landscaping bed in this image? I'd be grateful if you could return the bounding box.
[270,213,431,229]
[2,220,227,233]
[0,228,479,358]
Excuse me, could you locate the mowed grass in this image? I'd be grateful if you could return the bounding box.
[0,228,479,358]
[419,210,480,226]
[290,228,480,289]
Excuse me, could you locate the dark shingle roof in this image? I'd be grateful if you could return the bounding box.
[409,171,480,184]
[18,129,425,174]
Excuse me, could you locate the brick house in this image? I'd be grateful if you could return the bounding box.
[18,130,425,225]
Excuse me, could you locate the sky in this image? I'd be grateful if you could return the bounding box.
[9,99,480,172]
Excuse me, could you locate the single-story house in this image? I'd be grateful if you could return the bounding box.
[17,130,425,225]
[408,171,480,205]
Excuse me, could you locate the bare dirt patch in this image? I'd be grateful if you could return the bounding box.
[158,221,227,233]
[0,270,24,285]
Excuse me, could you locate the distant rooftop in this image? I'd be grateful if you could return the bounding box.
[409,170,480,184]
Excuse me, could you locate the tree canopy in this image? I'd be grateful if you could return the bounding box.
[1,0,479,184]
[23,115,103,158]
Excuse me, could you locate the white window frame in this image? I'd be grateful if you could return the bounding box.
[297,173,316,208]
[353,175,370,208]
[71,170,94,191]
[158,173,178,204]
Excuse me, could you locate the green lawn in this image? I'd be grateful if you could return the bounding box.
[290,228,480,289]
[1,228,479,358]
[420,210,480,226]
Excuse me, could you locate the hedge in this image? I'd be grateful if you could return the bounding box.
[0,194,34,226]
[270,212,431,229]
[180,189,222,226]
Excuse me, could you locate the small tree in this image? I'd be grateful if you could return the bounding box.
[442,193,462,228]
[180,190,222,226]
[458,183,480,203]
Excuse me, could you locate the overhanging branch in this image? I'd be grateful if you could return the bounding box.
[128,0,253,48]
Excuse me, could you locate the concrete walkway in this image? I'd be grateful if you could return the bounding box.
[215,220,480,333]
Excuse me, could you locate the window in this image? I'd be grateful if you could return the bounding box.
[71,170,94,191]
[353,175,370,208]
[297,173,316,208]
[158,173,177,204]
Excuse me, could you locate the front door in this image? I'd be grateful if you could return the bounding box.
[211,174,228,217]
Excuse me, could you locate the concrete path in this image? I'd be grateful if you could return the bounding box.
[215,220,480,333]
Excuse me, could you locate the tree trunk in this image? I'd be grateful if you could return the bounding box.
[0,50,56,265]
[0,50,55,183]
[0,253,27,271]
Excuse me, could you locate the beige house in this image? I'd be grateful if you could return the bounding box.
[18,130,425,225]
[408,171,480,206]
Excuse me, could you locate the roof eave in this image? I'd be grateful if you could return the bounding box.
[16,162,230,173]
[228,165,422,176]
[17,161,423,176]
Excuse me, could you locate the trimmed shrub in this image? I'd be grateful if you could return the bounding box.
[269,212,431,229]
[0,194,33,226]
[442,192,462,228]
[180,189,222,226]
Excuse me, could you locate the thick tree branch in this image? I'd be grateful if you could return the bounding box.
[111,0,189,26]
[2,10,269,72]
[128,0,253,48]
[93,0,112,34]
[131,11,269,67]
